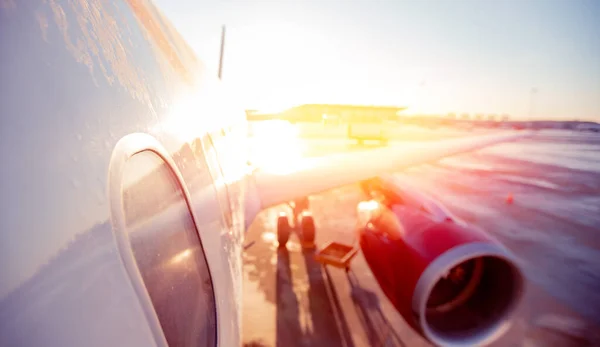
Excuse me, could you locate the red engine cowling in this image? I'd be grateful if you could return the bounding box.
[357,175,525,347]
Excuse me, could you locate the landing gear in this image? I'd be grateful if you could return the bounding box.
[299,213,316,249]
[277,213,291,248]
[276,197,316,249]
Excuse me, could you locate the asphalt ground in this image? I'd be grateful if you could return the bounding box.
[242,130,600,347]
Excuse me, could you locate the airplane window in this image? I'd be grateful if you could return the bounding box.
[122,151,217,347]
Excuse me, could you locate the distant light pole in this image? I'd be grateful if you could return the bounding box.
[218,25,226,80]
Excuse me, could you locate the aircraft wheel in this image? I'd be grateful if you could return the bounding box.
[300,213,316,249]
[277,213,291,248]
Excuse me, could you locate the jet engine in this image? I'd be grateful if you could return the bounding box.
[357,175,525,347]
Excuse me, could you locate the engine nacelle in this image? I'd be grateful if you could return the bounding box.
[357,175,525,347]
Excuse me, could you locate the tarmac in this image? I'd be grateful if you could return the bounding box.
[242,130,600,347]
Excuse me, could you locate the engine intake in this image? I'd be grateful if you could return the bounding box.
[414,246,524,346]
[357,176,525,347]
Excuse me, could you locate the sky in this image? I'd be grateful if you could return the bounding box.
[154,0,600,121]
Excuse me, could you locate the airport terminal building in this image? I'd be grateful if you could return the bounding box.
[276,104,406,123]
[269,104,408,143]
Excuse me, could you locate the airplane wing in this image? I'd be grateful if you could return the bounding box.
[249,131,530,212]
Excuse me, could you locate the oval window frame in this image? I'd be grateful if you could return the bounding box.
[107,133,218,347]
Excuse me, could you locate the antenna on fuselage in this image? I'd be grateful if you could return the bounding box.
[218,25,226,80]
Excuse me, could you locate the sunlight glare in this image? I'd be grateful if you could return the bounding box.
[261,231,276,243]
[249,120,305,174]
[358,200,379,212]
[158,79,242,143]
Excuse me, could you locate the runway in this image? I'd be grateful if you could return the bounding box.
[242,123,600,347]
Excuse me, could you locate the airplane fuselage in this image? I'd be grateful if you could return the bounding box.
[1,1,246,346]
